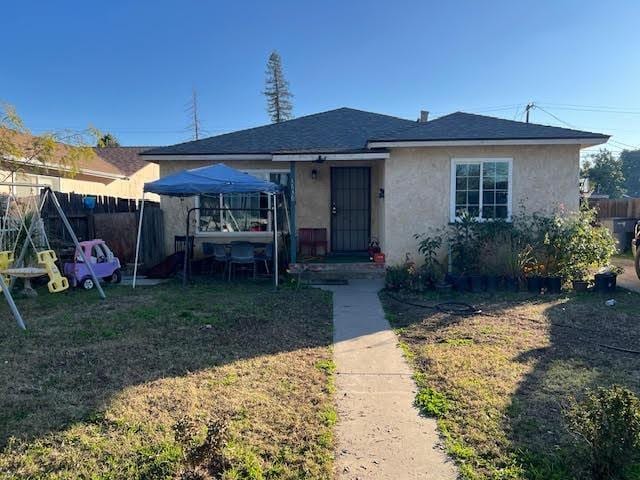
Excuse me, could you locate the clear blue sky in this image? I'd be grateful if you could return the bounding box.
[2,0,639,158]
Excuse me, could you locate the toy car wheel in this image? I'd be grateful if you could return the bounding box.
[635,248,640,281]
[105,269,122,284]
[81,277,95,290]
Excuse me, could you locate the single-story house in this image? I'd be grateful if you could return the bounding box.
[1,130,159,200]
[140,107,609,265]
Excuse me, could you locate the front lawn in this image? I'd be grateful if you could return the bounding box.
[381,289,640,479]
[0,280,334,479]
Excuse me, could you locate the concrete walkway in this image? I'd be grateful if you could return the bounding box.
[613,257,640,293]
[324,279,456,480]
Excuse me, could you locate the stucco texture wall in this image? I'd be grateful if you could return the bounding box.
[158,160,281,257]
[61,164,159,201]
[295,160,384,252]
[383,144,580,265]
[158,159,385,258]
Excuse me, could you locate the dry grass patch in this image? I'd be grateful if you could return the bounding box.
[0,280,334,479]
[381,289,640,479]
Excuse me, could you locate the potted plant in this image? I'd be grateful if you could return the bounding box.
[594,265,623,294]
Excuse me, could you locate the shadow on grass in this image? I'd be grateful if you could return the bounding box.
[506,289,640,478]
[380,287,640,478]
[0,277,333,449]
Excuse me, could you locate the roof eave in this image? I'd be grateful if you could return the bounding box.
[367,137,610,149]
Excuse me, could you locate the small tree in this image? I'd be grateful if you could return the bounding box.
[621,149,640,197]
[1,103,95,181]
[263,51,293,123]
[96,133,120,147]
[581,149,626,198]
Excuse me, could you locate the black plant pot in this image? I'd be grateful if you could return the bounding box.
[545,276,562,294]
[594,273,617,294]
[454,275,469,292]
[485,275,500,292]
[469,275,483,293]
[526,276,542,294]
[572,280,589,292]
[505,276,519,292]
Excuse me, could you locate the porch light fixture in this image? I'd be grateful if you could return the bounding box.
[311,169,318,180]
[378,188,385,199]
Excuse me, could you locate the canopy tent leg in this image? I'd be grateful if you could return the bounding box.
[47,188,106,300]
[132,192,146,289]
[0,273,25,330]
[273,192,279,289]
[182,208,192,287]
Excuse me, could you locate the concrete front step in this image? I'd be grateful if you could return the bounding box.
[288,262,386,280]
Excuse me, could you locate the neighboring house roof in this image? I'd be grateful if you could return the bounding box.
[369,111,609,143]
[142,108,417,156]
[141,107,609,158]
[1,129,124,179]
[94,147,153,176]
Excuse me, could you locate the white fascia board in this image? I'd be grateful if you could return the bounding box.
[2,155,127,180]
[367,138,609,148]
[271,152,389,162]
[141,154,273,161]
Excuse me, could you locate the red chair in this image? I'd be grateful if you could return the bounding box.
[312,228,328,256]
[298,228,314,256]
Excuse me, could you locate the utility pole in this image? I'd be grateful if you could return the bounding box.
[186,88,201,140]
[525,102,535,123]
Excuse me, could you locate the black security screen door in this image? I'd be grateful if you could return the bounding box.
[331,167,371,252]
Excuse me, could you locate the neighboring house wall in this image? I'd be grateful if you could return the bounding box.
[60,163,159,200]
[0,163,159,201]
[383,144,580,265]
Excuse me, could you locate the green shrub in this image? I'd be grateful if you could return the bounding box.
[385,264,412,290]
[565,385,640,479]
[415,387,450,417]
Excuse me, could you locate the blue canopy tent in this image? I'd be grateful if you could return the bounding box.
[132,163,283,288]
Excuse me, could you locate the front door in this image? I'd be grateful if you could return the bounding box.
[331,167,371,252]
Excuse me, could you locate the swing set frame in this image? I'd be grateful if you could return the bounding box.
[0,184,105,329]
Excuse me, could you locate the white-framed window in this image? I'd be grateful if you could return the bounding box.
[450,158,512,222]
[195,170,290,236]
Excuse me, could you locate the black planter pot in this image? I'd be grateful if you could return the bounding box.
[435,282,453,293]
[526,276,542,294]
[469,275,483,293]
[505,276,519,292]
[454,275,469,292]
[545,276,562,294]
[572,280,589,292]
[594,273,617,293]
[485,275,500,292]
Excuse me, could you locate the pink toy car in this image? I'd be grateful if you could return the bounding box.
[63,239,122,290]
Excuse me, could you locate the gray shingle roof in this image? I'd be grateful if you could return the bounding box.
[94,146,154,176]
[369,111,609,142]
[141,108,609,157]
[142,108,417,156]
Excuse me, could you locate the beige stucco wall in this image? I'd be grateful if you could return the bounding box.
[158,160,283,257]
[295,160,384,252]
[0,164,160,201]
[157,159,385,258]
[60,163,159,201]
[383,144,580,265]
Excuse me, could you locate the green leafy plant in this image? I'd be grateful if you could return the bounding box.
[385,264,412,291]
[415,387,450,417]
[566,385,640,480]
[414,231,445,285]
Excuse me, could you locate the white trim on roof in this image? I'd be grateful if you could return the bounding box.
[271,152,389,162]
[367,138,608,148]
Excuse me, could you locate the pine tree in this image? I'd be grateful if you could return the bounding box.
[263,51,293,123]
[96,133,119,147]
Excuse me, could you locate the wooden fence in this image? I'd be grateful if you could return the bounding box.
[41,191,164,269]
[588,198,640,220]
